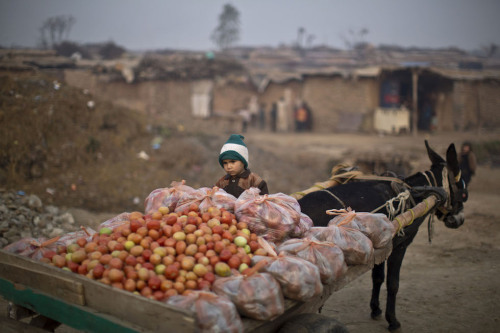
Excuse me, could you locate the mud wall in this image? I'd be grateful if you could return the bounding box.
[452,80,500,131]
[301,76,378,132]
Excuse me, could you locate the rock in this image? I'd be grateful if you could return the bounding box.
[0,221,9,232]
[0,237,8,247]
[4,229,19,239]
[45,205,59,215]
[32,216,41,226]
[20,231,33,238]
[55,212,75,225]
[49,228,64,238]
[27,195,43,210]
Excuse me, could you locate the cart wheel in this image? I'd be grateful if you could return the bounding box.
[29,315,61,332]
[277,313,349,333]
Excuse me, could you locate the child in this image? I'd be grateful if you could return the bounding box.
[215,134,269,198]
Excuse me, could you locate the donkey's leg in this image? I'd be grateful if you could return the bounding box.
[370,262,385,319]
[385,245,408,331]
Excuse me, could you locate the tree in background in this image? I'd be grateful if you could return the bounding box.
[54,41,92,59]
[99,41,126,60]
[211,3,240,50]
[39,15,75,49]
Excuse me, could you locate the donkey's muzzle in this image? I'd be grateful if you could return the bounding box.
[444,211,464,229]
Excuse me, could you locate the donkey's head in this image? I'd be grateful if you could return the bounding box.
[425,140,468,228]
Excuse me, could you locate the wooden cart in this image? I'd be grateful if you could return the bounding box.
[0,244,391,332]
[0,195,438,332]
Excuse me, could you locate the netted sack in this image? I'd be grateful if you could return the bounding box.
[235,188,304,243]
[277,238,347,285]
[212,272,285,320]
[57,226,96,246]
[327,209,395,249]
[175,187,237,214]
[291,213,314,238]
[251,255,323,302]
[3,236,62,260]
[144,180,195,214]
[97,212,131,232]
[307,226,374,266]
[165,291,243,333]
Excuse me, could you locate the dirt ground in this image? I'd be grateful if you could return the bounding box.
[3,131,500,332]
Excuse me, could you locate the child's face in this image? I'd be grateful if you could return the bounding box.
[222,159,245,176]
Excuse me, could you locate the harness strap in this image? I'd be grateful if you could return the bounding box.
[338,174,410,187]
[320,189,347,209]
[420,171,433,186]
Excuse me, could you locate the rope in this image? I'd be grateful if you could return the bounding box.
[420,171,433,186]
[320,189,347,209]
[370,190,411,220]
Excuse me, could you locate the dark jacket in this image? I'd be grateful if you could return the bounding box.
[215,169,269,198]
[459,151,477,185]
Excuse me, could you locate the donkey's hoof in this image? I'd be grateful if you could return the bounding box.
[388,321,401,332]
[371,308,382,320]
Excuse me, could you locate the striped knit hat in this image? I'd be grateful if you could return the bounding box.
[219,134,249,169]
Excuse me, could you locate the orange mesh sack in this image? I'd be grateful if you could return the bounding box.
[175,187,237,214]
[212,272,285,321]
[328,209,395,249]
[277,238,347,285]
[251,255,323,302]
[235,188,304,243]
[165,291,243,333]
[144,180,195,214]
[307,226,374,266]
[3,236,62,260]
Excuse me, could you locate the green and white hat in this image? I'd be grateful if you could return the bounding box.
[219,134,249,169]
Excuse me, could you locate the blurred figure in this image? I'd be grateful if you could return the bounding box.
[294,102,308,132]
[248,95,259,128]
[277,97,288,132]
[238,108,251,133]
[458,141,477,186]
[270,102,277,132]
[304,102,313,131]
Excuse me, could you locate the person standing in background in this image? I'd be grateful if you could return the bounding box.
[458,141,477,186]
[270,102,277,132]
[277,97,288,132]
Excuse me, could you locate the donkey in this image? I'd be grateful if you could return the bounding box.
[298,141,468,331]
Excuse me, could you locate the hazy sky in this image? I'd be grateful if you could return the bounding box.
[1,0,499,51]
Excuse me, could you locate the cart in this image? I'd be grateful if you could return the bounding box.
[0,194,439,332]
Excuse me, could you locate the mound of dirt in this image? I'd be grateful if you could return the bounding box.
[0,73,230,213]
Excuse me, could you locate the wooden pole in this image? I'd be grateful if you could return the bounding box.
[391,195,439,233]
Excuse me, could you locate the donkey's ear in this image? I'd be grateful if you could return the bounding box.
[446,143,460,176]
[425,140,445,166]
